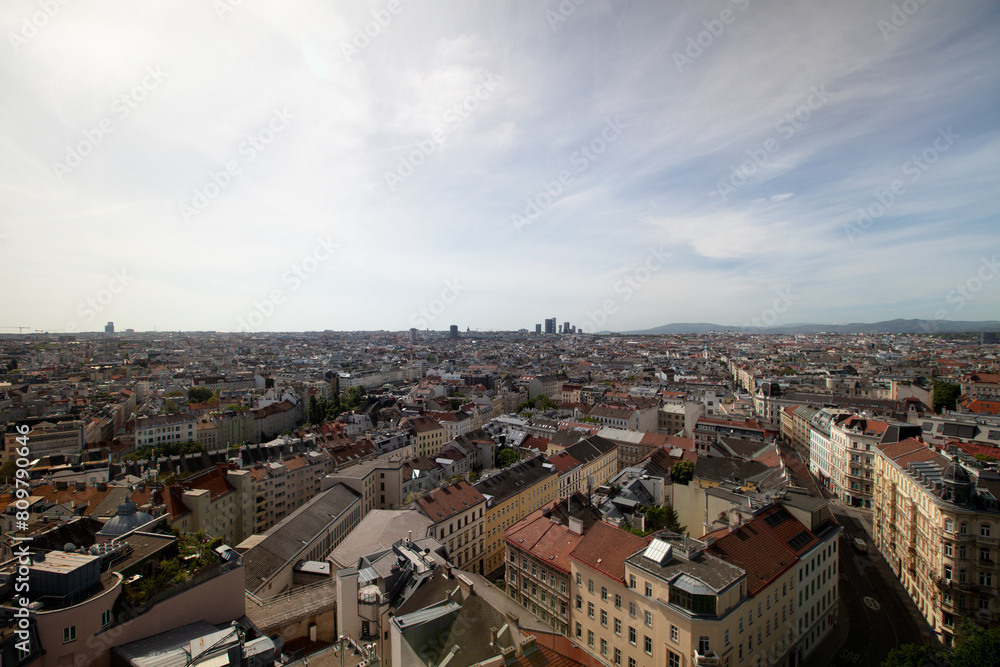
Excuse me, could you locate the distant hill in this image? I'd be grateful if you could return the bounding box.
[623,319,1000,335]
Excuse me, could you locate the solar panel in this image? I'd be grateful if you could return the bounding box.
[644,538,673,566]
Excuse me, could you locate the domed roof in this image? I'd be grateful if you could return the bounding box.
[98,499,155,537]
[941,461,971,485]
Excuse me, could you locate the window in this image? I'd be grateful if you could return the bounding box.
[601,639,608,656]
[629,602,637,618]
[945,543,953,557]
[588,579,594,594]
[601,586,608,601]
[614,647,622,665]
[725,629,730,646]
[561,580,567,594]
[615,593,622,609]
[615,618,622,635]
[739,617,744,633]
[945,565,953,580]
[601,610,608,626]
[645,582,653,597]
[588,602,594,619]
[576,572,582,585]
[670,624,679,642]
[669,651,681,667]
[981,598,990,611]
[63,626,76,643]
[982,524,992,538]
[629,627,636,645]
[588,630,594,647]
[645,610,653,627]
[576,594,582,610]
[961,522,968,535]
[945,518,954,532]
[575,623,582,638]
[629,575,636,589]
[629,659,637,667]
[699,636,711,654]
[980,571,992,587]
[644,636,653,654]
[541,570,547,583]
[102,610,112,627]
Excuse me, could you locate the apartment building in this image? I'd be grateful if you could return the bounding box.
[131,464,254,546]
[133,414,198,448]
[400,415,446,458]
[324,458,406,515]
[503,494,602,635]
[873,438,1000,646]
[960,372,1000,399]
[475,455,559,576]
[247,450,334,532]
[214,409,256,448]
[416,480,487,573]
[830,416,888,509]
[551,435,619,496]
[3,419,85,461]
[807,408,850,497]
[567,503,832,667]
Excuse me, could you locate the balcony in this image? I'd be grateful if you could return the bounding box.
[693,649,722,666]
[979,559,995,570]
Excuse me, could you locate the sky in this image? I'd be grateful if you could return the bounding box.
[1,0,998,334]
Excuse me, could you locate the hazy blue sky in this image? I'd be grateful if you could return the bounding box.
[2,0,998,333]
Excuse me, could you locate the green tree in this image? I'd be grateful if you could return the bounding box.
[0,460,17,483]
[933,380,961,413]
[578,416,600,424]
[671,460,695,485]
[497,448,520,468]
[950,622,1000,667]
[187,386,213,403]
[881,643,936,667]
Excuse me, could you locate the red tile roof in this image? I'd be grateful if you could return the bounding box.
[504,506,584,575]
[547,451,581,474]
[417,480,486,523]
[706,512,801,595]
[570,521,648,584]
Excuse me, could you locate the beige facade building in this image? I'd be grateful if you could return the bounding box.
[511,502,839,667]
[417,480,487,573]
[873,438,1000,646]
[475,455,559,576]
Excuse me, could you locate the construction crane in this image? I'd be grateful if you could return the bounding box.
[0,326,31,334]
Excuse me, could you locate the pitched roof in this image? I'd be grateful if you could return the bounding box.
[570,521,648,583]
[706,512,800,595]
[417,480,486,523]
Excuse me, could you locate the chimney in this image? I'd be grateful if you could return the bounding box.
[568,517,583,535]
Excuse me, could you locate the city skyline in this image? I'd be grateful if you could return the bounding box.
[2,0,998,333]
